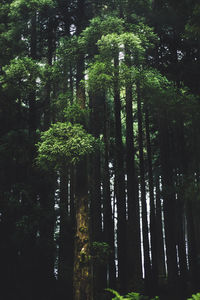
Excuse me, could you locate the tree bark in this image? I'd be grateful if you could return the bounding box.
[113,52,127,293]
[73,160,92,300]
[145,108,158,294]
[158,111,179,293]
[125,50,142,291]
[137,83,152,295]
[103,97,116,290]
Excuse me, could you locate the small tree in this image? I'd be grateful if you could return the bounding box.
[37,121,96,300]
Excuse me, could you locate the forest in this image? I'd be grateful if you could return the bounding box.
[0,0,200,300]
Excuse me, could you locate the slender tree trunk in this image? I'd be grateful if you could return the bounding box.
[187,200,199,292]
[136,83,152,295]
[155,175,166,281]
[113,52,127,293]
[89,91,106,299]
[38,14,56,299]
[58,166,74,299]
[21,12,39,300]
[58,167,69,281]
[103,97,116,290]
[176,190,188,299]
[38,172,55,300]
[89,93,102,243]
[145,107,158,294]
[29,13,37,136]
[125,50,142,291]
[158,112,179,294]
[173,117,188,298]
[76,0,87,108]
[44,14,53,130]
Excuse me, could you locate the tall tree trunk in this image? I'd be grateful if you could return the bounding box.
[155,175,166,281]
[103,97,116,290]
[145,107,158,294]
[73,160,92,300]
[173,117,188,298]
[38,172,55,300]
[89,92,106,299]
[43,14,53,130]
[187,200,199,292]
[136,83,152,295]
[158,112,179,294]
[125,50,142,291]
[21,12,38,300]
[73,8,92,295]
[38,14,56,299]
[29,13,37,136]
[89,93,102,243]
[58,166,74,299]
[113,52,127,293]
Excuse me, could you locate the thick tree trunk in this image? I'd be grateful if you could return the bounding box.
[73,11,92,296]
[73,160,92,300]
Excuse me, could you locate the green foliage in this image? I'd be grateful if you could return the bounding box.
[87,61,113,92]
[36,122,96,170]
[188,293,200,300]
[97,32,144,62]
[106,288,125,300]
[10,0,55,16]
[1,57,41,98]
[131,22,158,50]
[120,32,144,55]
[87,31,145,94]
[56,36,84,64]
[105,289,159,300]
[64,103,89,125]
[80,16,124,49]
[185,4,200,38]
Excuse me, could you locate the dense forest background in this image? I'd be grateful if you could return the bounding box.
[1,0,200,300]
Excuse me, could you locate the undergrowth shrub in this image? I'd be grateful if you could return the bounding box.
[105,289,200,300]
[187,293,200,300]
[105,288,159,300]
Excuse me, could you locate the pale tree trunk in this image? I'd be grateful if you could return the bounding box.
[137,83,152,295]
